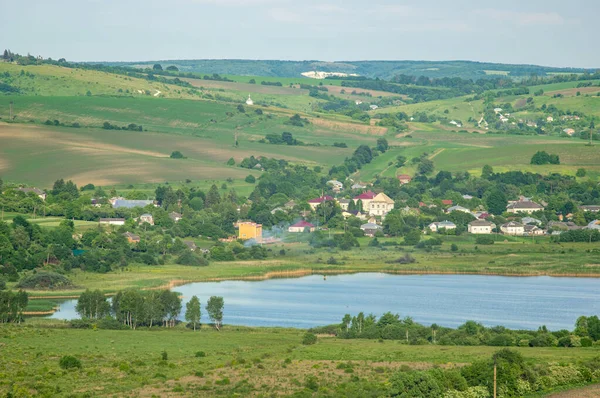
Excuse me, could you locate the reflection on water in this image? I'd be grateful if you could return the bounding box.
[49,273,600,330]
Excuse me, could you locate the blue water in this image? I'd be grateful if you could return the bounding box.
[48,273,600,330]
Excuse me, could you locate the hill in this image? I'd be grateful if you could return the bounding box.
[102,59,596,80]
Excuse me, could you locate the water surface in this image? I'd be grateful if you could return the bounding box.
[49,273,600,330]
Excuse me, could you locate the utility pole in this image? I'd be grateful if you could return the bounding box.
[9,101,13,120]
[493,358,497,398]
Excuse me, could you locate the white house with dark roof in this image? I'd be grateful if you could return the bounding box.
[506,201,544,214]
[446,205,471,214]
[501,221,525,236]
[428,220,456,233]
[17,187,46,201]
[468,220,495,234]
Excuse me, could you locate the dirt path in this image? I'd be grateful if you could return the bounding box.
[545,384,600,397]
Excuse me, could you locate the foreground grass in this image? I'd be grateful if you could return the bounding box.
[1,322,599,397]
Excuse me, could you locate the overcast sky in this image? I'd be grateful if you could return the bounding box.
[2,0,598,68]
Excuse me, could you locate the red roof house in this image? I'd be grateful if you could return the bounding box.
[441,200,453,206]
[398,174,412,184]
[288,220,316,233]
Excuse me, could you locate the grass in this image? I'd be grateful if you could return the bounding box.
[1,322,599,397]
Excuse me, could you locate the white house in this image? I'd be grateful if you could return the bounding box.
[139,213,154,225]
[99,218,126,226]
[468,220,495,234]
[501,221,525,236]
[169,212,182,222]
[17,187,46,201]
[360,222,382,237]
[428,220,456,233]
[586,220,600,230]
[506,201,544,214]
[337,199,351,211]
[288,220,316,233]
[446,205,471,214]
[327,180,344,192]
[368,192,395,217]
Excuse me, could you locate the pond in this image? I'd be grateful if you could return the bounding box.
[48,273,600,330]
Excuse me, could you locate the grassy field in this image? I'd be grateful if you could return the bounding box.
[1,323,598,397]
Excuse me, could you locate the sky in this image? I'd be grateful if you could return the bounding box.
[2,0,599,68]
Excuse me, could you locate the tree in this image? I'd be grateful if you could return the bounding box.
[226,157,235,166]
[170,151,185,159]
[342,314,352,332]
[376,137,389,153]
[486,188,507,215]
[395,155,407,168]
[417,159,434,175]
[166,65,178,71]
[404,229,421,245]
[206,296,224,330]
[205,185,221,208]
[153,63,163,71]
[185,295,201,331]
[245,175,256,184]
[481,164,493,179]
[576,168,587,177]
[75,289,110,319]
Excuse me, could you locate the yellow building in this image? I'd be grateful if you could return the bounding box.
[238,221,263,241]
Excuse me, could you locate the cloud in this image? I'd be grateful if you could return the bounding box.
[474,9,565,25]
[182,0,283,5]
[267,7,304,23]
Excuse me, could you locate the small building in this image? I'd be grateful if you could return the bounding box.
[580,205,600,213]
[397,174,412,185]
[369,105,379,110]
[99,218,126,226]
[462,194,473,200]
[501,221,525,236]
[288,220,316,233]
[586,220,600,230]
[446,205,471,214]
[524,225,544,236]
[360,222,382,237]
[139,213,154,225]
[546,116,554,122]
[338,198,351,211]
[327,180,344,192]
[184,241,198,251]
[169,212,182,222]
[468,220,495,234]
[123,232,140,243]
[284,200,297,210]
[353,191,377,210]
[270,207,285,215]
[521,216,542,226]
[238,221,263,240]
[563,128,576,136]
[441,200,453,206]
[308,195,334,211]
[369,192,395,217]
[113,199,154,209]
[506,201,544,214]
[428,220,456,233]
[351,182,367,190]
[17,187,46,201]
[246,95,254,106]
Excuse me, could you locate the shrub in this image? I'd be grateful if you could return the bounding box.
[195,351,206,358]
[450,243,458,252]
[170,151,185,159]
[161,351,168,361]
[245,175,256,184]
[304,375,319,391]
[59,355,82,370]
[581,337,593,347]
[302,332,317,345]
[17,272,73,290]
[475,236,494,245]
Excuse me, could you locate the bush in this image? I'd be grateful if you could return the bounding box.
[302,332,317,345]
[161,351,168,361]
[59,355,82,370]
[97,317,128,330]
[245,175,256,184]
[170,151,185,159]
[475,236,494,245]
[17,272,73,290]
[195,351,206,358]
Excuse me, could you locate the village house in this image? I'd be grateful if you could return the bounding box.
[462,194,473,200]
[139,213,154,225]
[580,205,600,213]
[123,232,140,243]
[284,200,297,210]
[587,220,600,230]
[506,200,544,214]
[308,195,334,211]
[327,180,344,192]
[547,116,554,122]
[368,193,395,217]
[288,220,316,233]
[169,212,182,222]
[446,205,471,214]
[99,218,126,226]
[563,128,576,136]
[351,182,367,190]
[337,198,351,211]
[428,220,456,233]
[524,225,545,236]
[112,199,154,209]
[184,241,198,251]
[238,221,263,241]
[353,191,377,210]
[441,200,453,206]
[468,220,495,234]
[360,222,382,237]
[548,221,581,232]
[16,187,46,201]
[397,175,412,185]
[521,216,542,225]
[501,221,525,236]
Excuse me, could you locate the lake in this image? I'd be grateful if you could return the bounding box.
[48,273,600,330]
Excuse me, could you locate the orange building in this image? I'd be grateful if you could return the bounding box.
[238,221,263,241]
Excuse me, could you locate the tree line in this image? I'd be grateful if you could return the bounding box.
[74,289,224,330]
